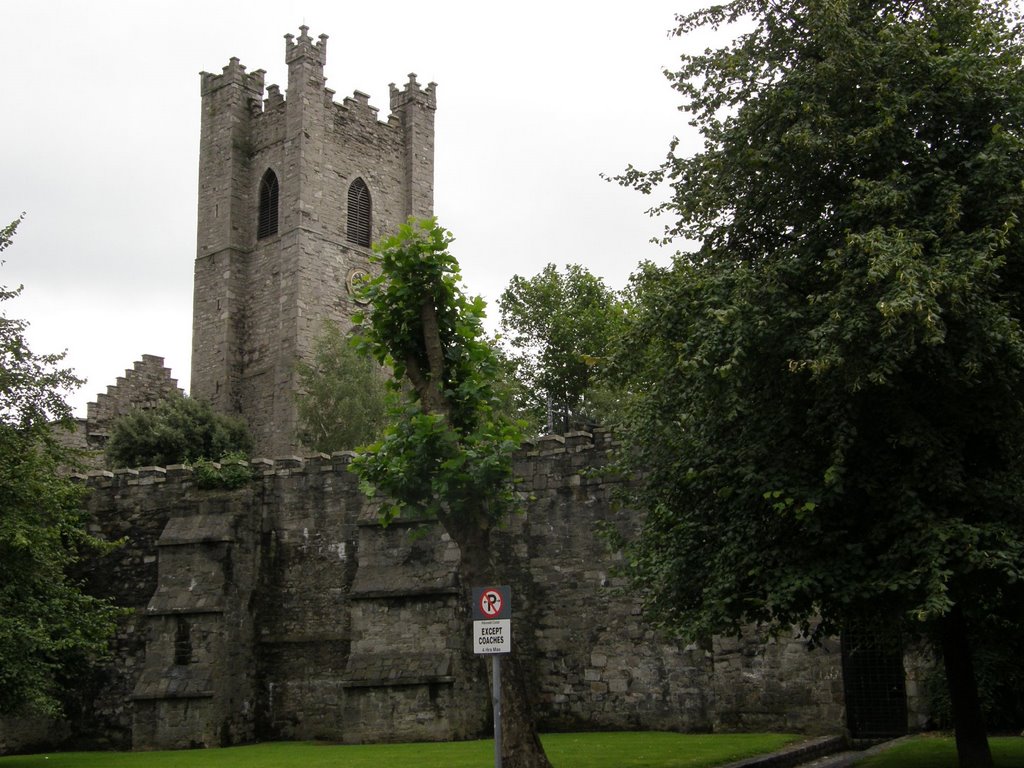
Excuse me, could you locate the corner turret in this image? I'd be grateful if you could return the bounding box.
[389,74,438,218]
[200,57,266,103]
[285,26,328,92]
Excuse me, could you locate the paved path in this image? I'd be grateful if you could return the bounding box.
[720,735,908,768]
[793,751,867,767]
[796,738,910,767]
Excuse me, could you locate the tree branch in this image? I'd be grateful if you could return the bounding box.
[417,291,449,416]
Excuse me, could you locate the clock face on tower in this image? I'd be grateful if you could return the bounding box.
[346,267,371,304]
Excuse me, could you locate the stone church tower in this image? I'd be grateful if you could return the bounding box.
[191,26,436,456]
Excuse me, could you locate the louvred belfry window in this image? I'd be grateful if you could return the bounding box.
[257,169,279,239]
[347,178,372,247]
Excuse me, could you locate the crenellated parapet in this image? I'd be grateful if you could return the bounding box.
[340,90,379,120]
[75,429,616,490]
[284,25,327,67]
[388,73,438,114]
[199,56,265,101]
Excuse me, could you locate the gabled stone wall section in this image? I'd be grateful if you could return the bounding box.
[51,356,184,472]
[84,355,184,447]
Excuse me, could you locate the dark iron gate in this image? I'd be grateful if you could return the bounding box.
[841,626,908,738]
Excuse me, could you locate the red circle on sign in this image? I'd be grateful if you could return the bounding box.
[479,588,503,618]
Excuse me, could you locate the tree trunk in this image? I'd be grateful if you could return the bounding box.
[410,272,550,767]
[499,652,552,768]
[939,606,993,768]
[444,516,553,768]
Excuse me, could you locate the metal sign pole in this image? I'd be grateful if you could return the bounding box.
[493,654,502,768]
[472,586,511,768]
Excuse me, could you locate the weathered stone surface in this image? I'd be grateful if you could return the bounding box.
[190,27,436,457]
[0,432,855,755]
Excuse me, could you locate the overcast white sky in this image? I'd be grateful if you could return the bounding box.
[1,1,706,415]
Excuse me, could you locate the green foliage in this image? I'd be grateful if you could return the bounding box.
[104,395,251,469]
[349,218,524,527]
[0,215,123,717]
[348,220,551,768]
[0,218,84,431]
[857,736,1024,768]
[498,264,624,434]
[294,319,387,453]
[613,0,1024,645]
[191,452,256,490]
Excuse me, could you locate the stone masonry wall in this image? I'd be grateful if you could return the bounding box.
[0,431,846,755]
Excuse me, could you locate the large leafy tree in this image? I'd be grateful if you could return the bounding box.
[350,219,552,768]
[294,319,387,453]
[104,394,251,468]
[498,264,623,434]
[0,215,123,716]
[613,2,1024,766]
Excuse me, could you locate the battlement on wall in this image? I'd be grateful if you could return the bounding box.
[75,429,618,489]
[329,72,436,127]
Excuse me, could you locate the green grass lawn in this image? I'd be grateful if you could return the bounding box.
[856,735,1024,768]
[0,732,801,768]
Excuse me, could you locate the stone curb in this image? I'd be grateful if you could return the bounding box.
[719,735,847,768]
[719,735,912,768]
[800,736,912,767]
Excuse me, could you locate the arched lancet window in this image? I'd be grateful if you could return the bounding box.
[257,169,279,239]
[347,178,372,247]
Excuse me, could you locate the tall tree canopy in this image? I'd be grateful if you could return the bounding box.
[613,2,1024,765]
[349,219,551,768]
[0,216,122,716]
[498,264,623,434]
[294,319,387,453]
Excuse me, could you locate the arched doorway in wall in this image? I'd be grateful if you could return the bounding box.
[841,624,909,738]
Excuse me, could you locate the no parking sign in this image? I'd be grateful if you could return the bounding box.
[472,585,511,655]
[472,585,512,768]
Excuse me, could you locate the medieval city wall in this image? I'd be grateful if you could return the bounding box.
[1,430,847,754]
